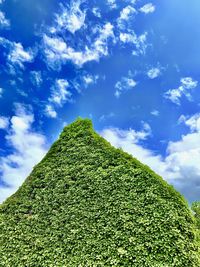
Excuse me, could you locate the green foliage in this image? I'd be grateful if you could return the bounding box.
[0,118,199,266]
[192,202,200,228]
[192,201,200,245]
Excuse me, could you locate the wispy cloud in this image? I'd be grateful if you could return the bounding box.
[83,74,99,87]
[179,113,200,132]
[45,104,57,118]
[8,43,34,68]
[0,116,9,129]
[92,7,101,18]
[30,71,43,87]
[140,3,155,14]
[118,5,137,29]
[52,0,86,34]
[147,67,161,79]
[0,11,10,28]
[99,112,115,122]
[119,31,148,55]
[106,0,117,9]
[0,87,3,98]
[43,22,115,68]
[102,113,200,202]
[101,121,151,146]
[115,71,137,98]
[0,37,35,69]
[0,105,48,203]
[164,77,198,105]
[49,79,72,106]
[151,110,159,116]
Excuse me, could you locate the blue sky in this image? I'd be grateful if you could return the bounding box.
[0,0,200,203]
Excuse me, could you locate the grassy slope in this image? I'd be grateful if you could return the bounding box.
[0,118,199,266]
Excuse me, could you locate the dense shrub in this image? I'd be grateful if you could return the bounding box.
[192,201,200,246]
[0,118,199,266]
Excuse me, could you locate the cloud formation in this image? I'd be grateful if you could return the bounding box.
[53,1,86,34]
[0,116,9,129]
[101,114,200,202]
[43,22,115,68]
[45,104,57,118]
[0,38,35,69]
[0,11,10,28]
[0,88,3,98]
[0,105,47,203]
[106,0,117,9]
[151,110,159,116]
[164,77,198,105]
[49,79,71,106]
[115,71,137,98]
[140,3,155,14]
[147,67,161,79]
[30,71,43,87]
[118,5,137,29]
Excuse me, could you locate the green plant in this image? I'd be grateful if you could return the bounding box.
[0,118,199,266]
[192,201,200,245]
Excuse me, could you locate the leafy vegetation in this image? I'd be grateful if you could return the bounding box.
[192,201,200,245]
[0,118,199,266]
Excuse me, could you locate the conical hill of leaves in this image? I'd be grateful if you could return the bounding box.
[0,118,199,266]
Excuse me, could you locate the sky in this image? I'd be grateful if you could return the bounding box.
[0,0,200,204]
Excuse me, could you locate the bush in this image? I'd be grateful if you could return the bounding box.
[0,118,199,266]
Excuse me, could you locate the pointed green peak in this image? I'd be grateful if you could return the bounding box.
[0,118,199,266]
[61,117,93,137]
[65,117,93,130]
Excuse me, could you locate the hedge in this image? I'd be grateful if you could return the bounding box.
[0,118,199,266]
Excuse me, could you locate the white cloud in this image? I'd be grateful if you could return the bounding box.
[99,112,115,122]
[2,38,35,71]
[0,87,3,97]
[101,122,151,145]
[45,105,57,118]
[118,5,137,29]
[43,22,115,68]
[101,113,200,202]
[181,77,198,89]
[119,5,137,21]
[49,79,71,106]
[92,7,101,18]
[83,75,94,85]
[115,72,137,98]
[8,42,34,68]
[0,116,9,129]
[101,127,165,179]
[179,113,200,133]
[140,3,155,14]
[134,32,148,55]
[120,31,148,55]
[0,11,10,28]
[42,34,67,69]
[107,0,117,9]
[54,1,86,34]
[120,32,137,43]
[164,125,200,202]
[30,71,42,87]
[0,105,48,203]
[83,74,99,87]
[147,67,161,79]
[164,77,198,105]
[151,110,159,116]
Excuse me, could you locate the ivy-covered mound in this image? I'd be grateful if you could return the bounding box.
[0,119,199,267]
